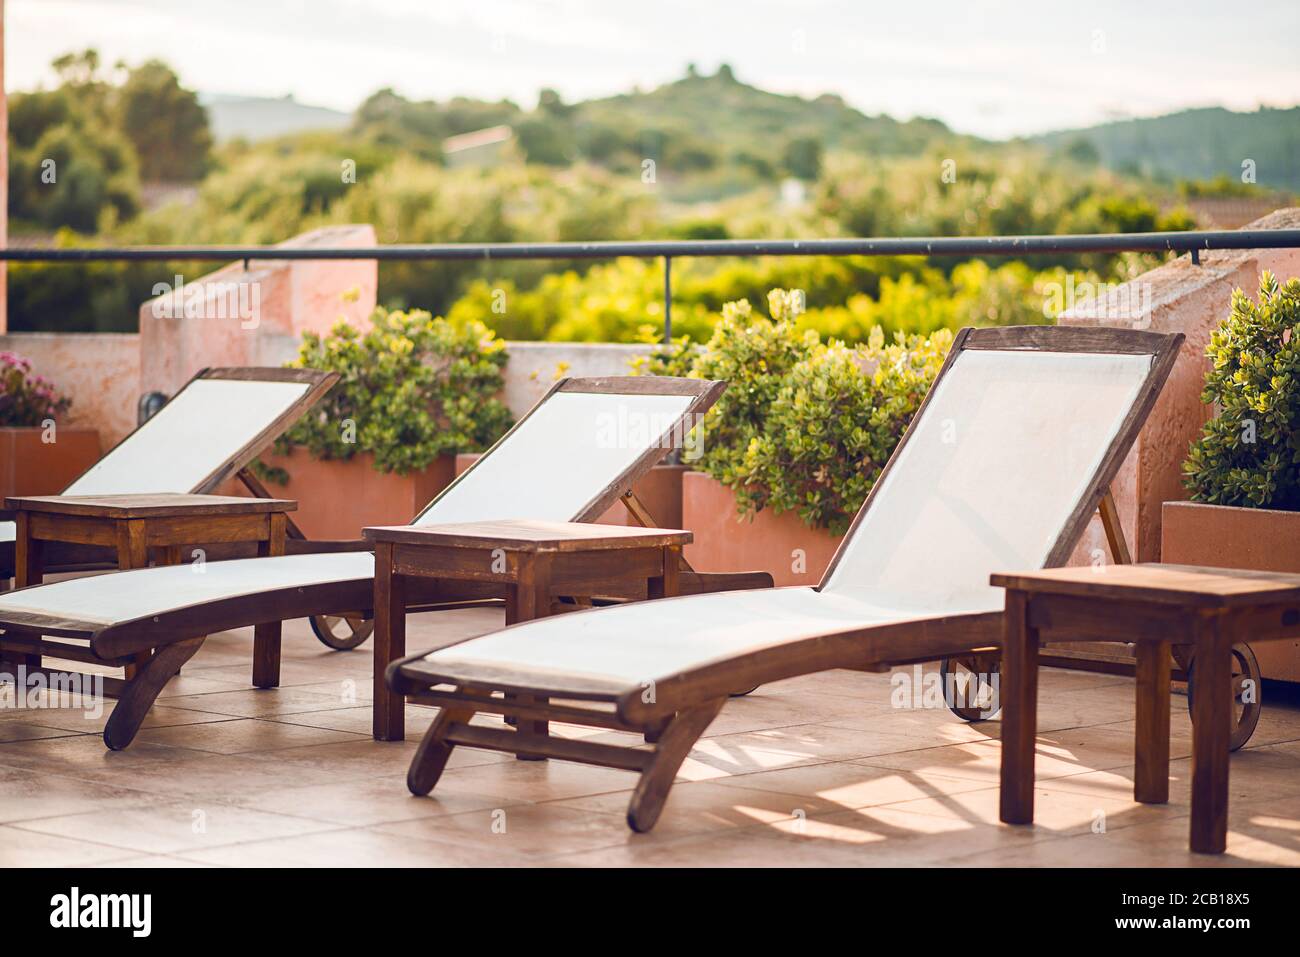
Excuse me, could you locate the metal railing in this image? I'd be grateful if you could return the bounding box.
[5,228,1300,341]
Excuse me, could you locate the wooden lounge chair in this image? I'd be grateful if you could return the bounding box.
[386,325,1183,833]
[0,376,770,750]
[0,367,337,581]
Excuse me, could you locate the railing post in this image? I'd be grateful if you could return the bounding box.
[663,255,672,343]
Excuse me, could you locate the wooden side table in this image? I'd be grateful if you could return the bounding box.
[365,519,693,744]
[993,563,1300,854]
[5,493,297,688]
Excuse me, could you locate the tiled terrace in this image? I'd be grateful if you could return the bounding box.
[3,607,1300,867]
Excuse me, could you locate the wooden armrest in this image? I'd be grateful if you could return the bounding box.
[283,537,374,555]
[678,570,775,595]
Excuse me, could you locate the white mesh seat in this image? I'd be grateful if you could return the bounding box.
[0,552,375,629]
[1,370,331,548]
[413,586,935,694]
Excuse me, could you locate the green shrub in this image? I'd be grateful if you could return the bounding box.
[635,288,953,532]
[278,307,513,475]
[1183,271,1300,509]
[686,290,819,483]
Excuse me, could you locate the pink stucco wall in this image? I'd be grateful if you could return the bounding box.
[139,223,378,395]
[0,224,378,446]
[1060,207,1300,564]
[0,332,140,442]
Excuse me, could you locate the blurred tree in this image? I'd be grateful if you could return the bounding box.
[782,136,823,180]
[8,76,140,232]
[116,60,212,181]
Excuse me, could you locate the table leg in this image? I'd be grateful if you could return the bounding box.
[648,544,681,599]
[508,554,551,758]
[14,512,44,588]
[1134,640,1171,804]
[373,542,407,741]
[999,590,1039,825]
[116,520,151,681]
[1190,615,1232,854]
[251,514,287,689]
[9,513,44,678]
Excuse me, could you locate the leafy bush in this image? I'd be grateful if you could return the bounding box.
[278,307,513,475]
[636,289,953,532]
[1183,271,1300,509]
[451,255,1075,345]
[741,326,952,534]
[0,352,72,427]
[688,291,821,490]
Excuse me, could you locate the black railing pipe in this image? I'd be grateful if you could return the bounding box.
[2,229,1298,263]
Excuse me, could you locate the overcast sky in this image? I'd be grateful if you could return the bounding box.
[8,0,1299,139]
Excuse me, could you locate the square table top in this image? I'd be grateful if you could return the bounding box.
[364,518,692,553]
[4,493,298,519]
[991,563,1300,608]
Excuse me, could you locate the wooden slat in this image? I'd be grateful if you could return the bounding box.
[408,689,640,733]
[962,325,1177,354]
[444,723,653,771]
[1,635,132,666]
[1098,490,1132,564]
[557,376,715,396]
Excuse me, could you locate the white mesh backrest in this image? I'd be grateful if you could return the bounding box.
[415,390,697,525]
[821,348,1152,614]
[63,378,312,496]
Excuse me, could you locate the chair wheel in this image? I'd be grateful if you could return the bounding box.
[310,614,374,650]
[1186,643,1262,752]
[940,654,1002,721]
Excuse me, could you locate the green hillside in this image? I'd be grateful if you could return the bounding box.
[353,64,970,192]
[1036,106,1300,191]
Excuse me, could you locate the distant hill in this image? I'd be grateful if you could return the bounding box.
[202,93,350,142]
[350,65,971,195]
[1035,106,1300,191]
[575,65,965,157]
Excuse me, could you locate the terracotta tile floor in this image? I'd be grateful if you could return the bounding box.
[3,607,1300,867]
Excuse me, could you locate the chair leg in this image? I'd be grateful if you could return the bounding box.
[103,637,205,751]
[407,703,476,796]
[252,622,281,688]
[627,698,725,833]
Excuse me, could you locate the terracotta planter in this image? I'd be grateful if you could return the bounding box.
[680,470,842,587]
[0,427,102,499]
[252,446,456,540]
[1162,500,1300,682]
[453,455,685,528]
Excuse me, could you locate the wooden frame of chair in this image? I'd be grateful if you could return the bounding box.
[386,324,1184,832]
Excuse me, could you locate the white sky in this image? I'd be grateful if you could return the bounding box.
[7,0,1299,139]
